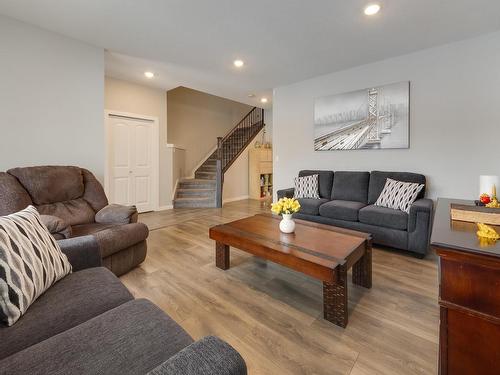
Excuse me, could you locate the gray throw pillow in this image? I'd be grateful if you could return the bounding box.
[375,178,424,213]
[293,174,320,199]
[0,206,72,326]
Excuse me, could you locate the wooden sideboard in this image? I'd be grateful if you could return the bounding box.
[431,198,500,375]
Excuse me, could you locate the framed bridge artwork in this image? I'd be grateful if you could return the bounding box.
[314,81,410,150]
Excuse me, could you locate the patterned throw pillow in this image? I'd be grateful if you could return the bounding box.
[293,174,320,199]
[375,178,425,213]
[0,206,72,326]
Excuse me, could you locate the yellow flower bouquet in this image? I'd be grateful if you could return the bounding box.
[271,197,301,215]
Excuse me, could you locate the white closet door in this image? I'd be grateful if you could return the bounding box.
[131,122,153,212]
[106,114,157,213]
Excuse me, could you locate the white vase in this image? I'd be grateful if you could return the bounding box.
[279,213,295,234]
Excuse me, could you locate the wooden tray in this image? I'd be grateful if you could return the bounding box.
[451,203,500,225]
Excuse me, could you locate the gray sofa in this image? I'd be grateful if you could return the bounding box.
[0,165,148,276]
[0,236,247,375]
[277,170,433,257]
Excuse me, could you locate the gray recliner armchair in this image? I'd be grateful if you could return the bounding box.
[0,165,148,276]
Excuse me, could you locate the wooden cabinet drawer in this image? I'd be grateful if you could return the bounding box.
[440,256,500,317]
[259,161,272,174]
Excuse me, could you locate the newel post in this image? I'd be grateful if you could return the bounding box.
[215,137,223,208]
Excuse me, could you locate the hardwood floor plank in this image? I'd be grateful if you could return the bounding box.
[120,199,438,374]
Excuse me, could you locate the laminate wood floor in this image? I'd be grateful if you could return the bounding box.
[122,199,439,375]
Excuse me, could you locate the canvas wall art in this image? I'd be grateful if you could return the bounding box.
[314,81,410,150]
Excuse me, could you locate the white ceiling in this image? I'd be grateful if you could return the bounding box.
[1,0,499,106]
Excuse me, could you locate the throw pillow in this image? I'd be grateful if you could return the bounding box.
[0,206,72,326]
[293,174,320,199]
[375,178,425,213]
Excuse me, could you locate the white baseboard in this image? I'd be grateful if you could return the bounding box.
[223,195,249,204]
[157,205,173,211]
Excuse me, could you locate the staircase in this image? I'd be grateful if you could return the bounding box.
[173,107,264,208]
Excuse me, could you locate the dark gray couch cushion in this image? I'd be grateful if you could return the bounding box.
[331,171,370,203]
[0,267,133,360]
[319,200,366,222]
[368,171,426,204]
[0,299,194,375]
[298,170,334,199]
[297,198,329,215]
[359,205,408,230]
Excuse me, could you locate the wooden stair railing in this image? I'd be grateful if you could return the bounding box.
[214,107,264,207]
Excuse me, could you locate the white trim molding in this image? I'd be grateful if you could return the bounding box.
[166,143,186,150]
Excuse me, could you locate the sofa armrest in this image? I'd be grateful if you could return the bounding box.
[407,198,434,255]
[95,204,138,224]
[277,188,294,199]
[57,235,102,271]
[408,198,434,232]
[147,336,247,375]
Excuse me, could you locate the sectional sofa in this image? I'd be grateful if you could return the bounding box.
[0,235,246,374]
[277,170,433,257]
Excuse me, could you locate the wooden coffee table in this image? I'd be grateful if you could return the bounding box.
[209,214,372,328]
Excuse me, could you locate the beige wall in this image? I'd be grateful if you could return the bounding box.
[222,130,265,202]
[167,87,253,175]
[104,77,170,206]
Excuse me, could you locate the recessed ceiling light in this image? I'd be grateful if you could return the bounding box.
[144,71,155,78]
[260,97,268,103]
[248,93,256,98]
[364,4,381,16]
[233,59,244,68]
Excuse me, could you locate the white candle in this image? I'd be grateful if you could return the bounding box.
[479,175,500,197]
